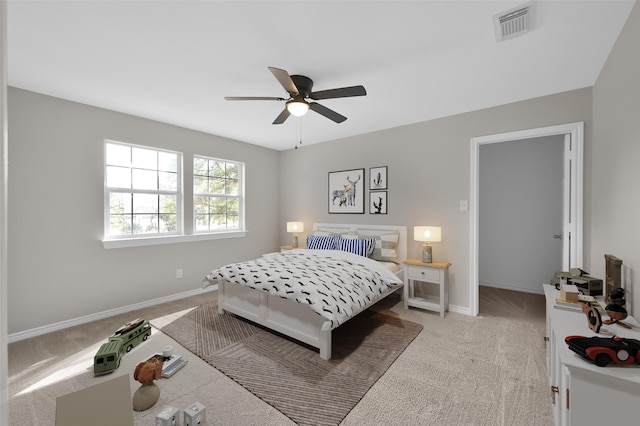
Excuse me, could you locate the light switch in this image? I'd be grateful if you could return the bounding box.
[460,200,468,211]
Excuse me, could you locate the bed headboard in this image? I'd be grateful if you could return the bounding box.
[312,223,408,262]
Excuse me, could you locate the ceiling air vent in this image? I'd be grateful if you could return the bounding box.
[493,1,536,42]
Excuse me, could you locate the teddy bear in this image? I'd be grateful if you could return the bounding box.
[132,356,164,411]
[133,356,163,385]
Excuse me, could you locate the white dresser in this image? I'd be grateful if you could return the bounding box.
[543,284,640,425]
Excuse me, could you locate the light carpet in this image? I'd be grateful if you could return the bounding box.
[153,301,424,426]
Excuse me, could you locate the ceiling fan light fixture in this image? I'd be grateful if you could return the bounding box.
[286,100,309,117]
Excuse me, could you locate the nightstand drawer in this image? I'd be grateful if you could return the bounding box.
[406,265,440,282]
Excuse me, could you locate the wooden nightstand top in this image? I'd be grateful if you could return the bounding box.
[280,245,306,250]
[403,258,451,269]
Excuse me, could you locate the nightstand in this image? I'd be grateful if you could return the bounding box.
[280,245,305,252]
[403,259,452,317]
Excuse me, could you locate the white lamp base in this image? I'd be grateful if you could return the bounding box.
[422,244,433,263]
[292,234,298,248]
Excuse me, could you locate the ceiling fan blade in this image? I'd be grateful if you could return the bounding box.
[309,85,366,100]
[268,67,299,96]
[224,96,285,101]
[272,108,291,125]
[309,102,347,123]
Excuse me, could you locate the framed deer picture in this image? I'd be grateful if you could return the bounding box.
[328,168,365,214]
[370,166,387,190]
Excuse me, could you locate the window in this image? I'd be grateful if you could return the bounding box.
[105,141,181,239]
[193,156,244,232]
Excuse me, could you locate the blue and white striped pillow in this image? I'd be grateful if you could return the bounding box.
[338,236,376,257]
[306,235,339,250]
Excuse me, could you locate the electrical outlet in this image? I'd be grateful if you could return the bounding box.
[176,268,183,279]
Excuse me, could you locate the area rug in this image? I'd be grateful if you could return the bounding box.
[153,301,423,426]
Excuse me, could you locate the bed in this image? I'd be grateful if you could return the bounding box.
[202,223,407,359]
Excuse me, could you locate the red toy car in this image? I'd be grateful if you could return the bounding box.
[565,335,640,367]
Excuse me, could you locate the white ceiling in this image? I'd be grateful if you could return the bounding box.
[7,1,635,151]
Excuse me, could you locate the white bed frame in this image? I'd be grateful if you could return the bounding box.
[216,223,407,360]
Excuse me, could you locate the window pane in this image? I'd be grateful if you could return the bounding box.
[158,151,177,172]
[210,161,225,177]
[194,176,209,194]
[158,171,177,191]
[159,214,177,233]
[225,179,238,195]
[194,214,210,231]
[209,178,225,194]
[159,195,176,213]
[194,196,209,214]
[109,215,132,236]
[133,194,158,214]
[227,213,239,229]
[210,197,226,213]
[132,147,157,170]
[110,192,132,214]
[106,166,131,189]
[227,198,238,213]
[106,144,131,167]
[132,169,157,190]
[133,214,158,234]
[210,213,227,229]
[226,163,238,179]
[194,157,208,176]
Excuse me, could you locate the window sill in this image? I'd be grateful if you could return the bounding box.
[102,231,247,249]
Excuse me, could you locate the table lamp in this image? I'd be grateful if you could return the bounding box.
[414,226,441,263]
[286,222,304,248]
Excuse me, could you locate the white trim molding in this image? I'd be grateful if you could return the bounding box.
[8,286,217,343]
[469,122,584,316]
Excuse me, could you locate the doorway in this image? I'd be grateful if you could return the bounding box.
[469,122,584,316]
[478,135,564,294]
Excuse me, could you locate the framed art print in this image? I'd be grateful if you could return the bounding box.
[328,168,365,214]
[370,191,387,214]
[370,166,387,190]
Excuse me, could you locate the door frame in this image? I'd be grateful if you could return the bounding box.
[469,122,584,316]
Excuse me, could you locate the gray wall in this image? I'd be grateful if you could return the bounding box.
[7,88,280,334]
[592,1,640,316]
[278,88,593,312]
[479,135,564,294]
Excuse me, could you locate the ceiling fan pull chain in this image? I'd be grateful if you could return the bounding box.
[295,117,303,150]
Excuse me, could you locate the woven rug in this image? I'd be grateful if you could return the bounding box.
[153,301,422,426]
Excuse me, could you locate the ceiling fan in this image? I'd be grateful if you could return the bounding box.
[224,67,367,125]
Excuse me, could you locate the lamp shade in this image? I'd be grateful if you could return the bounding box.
[287,222,304,233]
[414,226,441,243]
[286,100,309,117]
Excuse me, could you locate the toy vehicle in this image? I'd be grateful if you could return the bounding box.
[565,335,640,367]
[94,318,151,375]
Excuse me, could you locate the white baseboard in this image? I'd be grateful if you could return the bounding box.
[449,304,472,316]
[8,285,218,344]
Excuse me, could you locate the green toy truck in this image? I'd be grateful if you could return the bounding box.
[93,318,151,375]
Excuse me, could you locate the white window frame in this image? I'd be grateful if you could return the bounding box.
[193,155,245,234]
[102,142,247,249]
[103,140,184,244]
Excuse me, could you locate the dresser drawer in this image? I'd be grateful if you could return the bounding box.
[407,265,441,282]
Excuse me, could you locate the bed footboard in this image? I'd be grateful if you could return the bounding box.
[218,281,333,359]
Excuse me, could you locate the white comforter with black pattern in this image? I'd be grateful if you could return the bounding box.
[203,249,403,331]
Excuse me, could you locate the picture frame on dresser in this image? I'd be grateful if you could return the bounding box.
[328,168,364,214]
